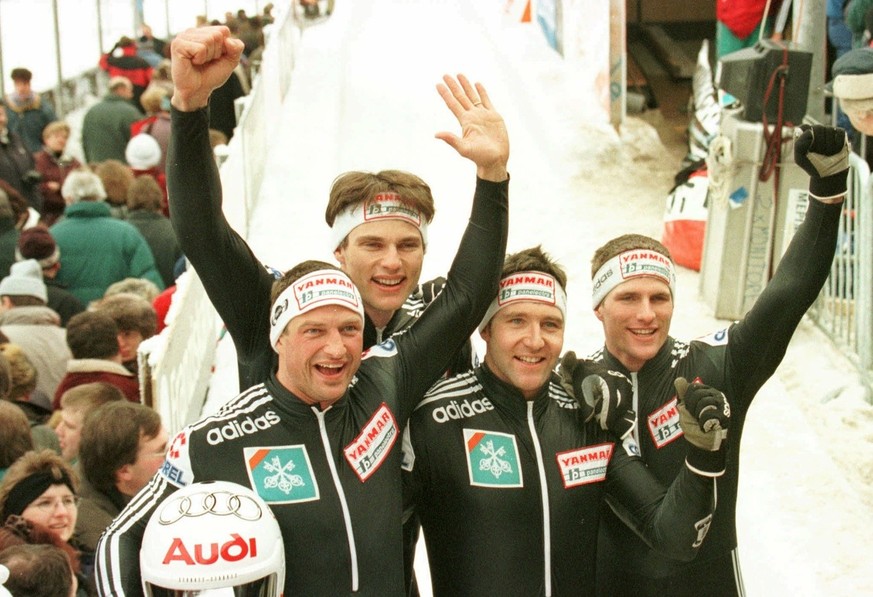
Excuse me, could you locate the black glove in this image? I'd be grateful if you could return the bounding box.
[674,377,730,476]
[793,124,849,201]
[559,352,635,440]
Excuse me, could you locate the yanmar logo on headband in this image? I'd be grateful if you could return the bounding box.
[364,193,422,227]
[269,270,365,351]
[497,272,557,306]
[479,271,568,333]
[329,193,429,250]
[293,272,360,311]
[591,249,676,308]
[618,250,673,281]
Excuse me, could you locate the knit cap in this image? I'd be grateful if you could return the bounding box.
[0,260,48,302]
[15,225,60,268]
[825,48,873,112]
[125,134,162,170]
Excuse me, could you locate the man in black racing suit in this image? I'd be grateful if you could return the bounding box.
[166,43,476,395]
[589,124,850,596]
[402,246,730,596]
[94,26,509,597]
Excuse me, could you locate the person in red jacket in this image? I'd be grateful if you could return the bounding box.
[53,311,139,409]
[99,37,153,113]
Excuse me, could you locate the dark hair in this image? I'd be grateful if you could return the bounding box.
[10,68,32,83]
[79,401,161,495]
[65,311,119,359]
[501,245,568,291]
[0,543,75,596]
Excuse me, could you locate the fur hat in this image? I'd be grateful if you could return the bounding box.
[0,260,47,303]
[15,226,59,268]
[125,134,162,170]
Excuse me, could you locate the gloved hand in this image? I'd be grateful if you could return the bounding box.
[559,352,635,440]
[674,377,731,476]
[793,124,849,202]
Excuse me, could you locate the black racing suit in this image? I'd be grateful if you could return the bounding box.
[401,364,718,596]
[95,112,508,596]
[593,197,842,596]
[166,107,475,393]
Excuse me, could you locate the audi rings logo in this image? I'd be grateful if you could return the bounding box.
[158,490,264,525]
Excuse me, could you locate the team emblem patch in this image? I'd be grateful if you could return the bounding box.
[463,429,522,488]
[344,403,398,482]
[244,446,319,504]
[648,398,683,448]
[160,430,191,487]
[556,443,613,488]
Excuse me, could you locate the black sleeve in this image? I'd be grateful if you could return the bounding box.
[395,177,508,421]
[727,198,842,397]
[604,446,714,562]
[94,474,180,596]
[413,276,477,376]
[166,108,274,365]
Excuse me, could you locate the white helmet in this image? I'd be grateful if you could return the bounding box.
[0,564,11,597]
[140,480,284,596]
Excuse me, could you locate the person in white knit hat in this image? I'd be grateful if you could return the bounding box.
[0,259,71,400]
[124,133,161,171]
[0,259,47,304]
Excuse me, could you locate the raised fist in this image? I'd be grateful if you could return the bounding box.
[794,124,849,201]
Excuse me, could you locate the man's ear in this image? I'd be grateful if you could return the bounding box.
[594,306,604,322]
[115,463,133,485]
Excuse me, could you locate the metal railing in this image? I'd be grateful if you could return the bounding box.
[806,151,873,391]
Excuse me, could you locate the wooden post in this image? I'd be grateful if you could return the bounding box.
[609,0,626,127]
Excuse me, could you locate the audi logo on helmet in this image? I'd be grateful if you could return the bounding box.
[141,481,285,596]
[157,489,264,524]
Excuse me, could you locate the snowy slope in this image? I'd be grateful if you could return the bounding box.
[216,1,873,594]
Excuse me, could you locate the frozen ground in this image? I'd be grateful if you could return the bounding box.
[206,0,873,594]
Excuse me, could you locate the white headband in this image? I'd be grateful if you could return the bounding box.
[329,193,428,250]
[591,249,676,308]
[478,271,568,333]
[269,270,365,351]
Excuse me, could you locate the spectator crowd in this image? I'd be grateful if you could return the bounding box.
[0,7,270,595]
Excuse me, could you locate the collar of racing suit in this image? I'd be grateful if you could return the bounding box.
[474,362,555,418]
[599,336,678,381]
[265,373,351,416]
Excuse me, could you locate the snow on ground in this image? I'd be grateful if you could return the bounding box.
[209,0,873,594]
